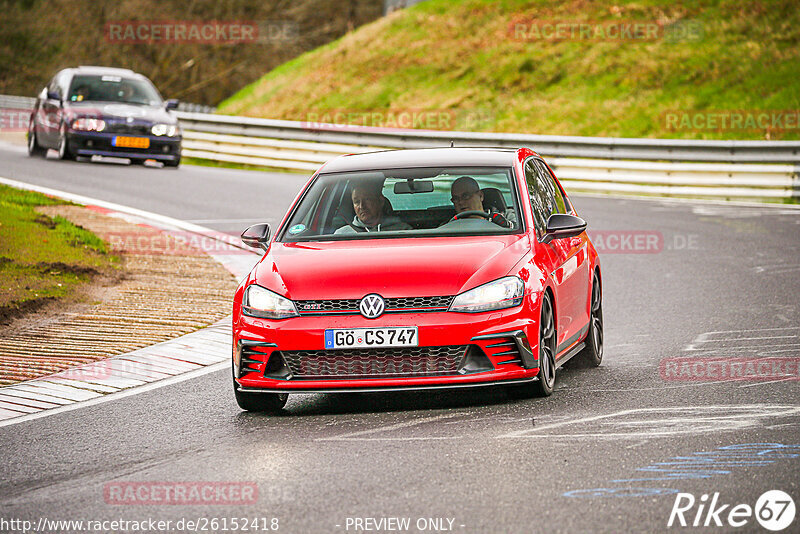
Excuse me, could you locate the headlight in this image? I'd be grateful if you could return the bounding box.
[72,118,105,132]
[151,124,179,137]
[242,284,298,319]
[449,276,524,313]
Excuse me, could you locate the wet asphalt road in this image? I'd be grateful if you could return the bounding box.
[1,144,799,533]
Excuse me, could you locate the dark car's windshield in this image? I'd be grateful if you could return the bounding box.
[280,166,522,242]
[67,74,163,106]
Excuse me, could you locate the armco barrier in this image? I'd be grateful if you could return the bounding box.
[3,94,797,200]
[175,114,799,200]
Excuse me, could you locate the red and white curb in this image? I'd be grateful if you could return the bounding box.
[0,176,261,426]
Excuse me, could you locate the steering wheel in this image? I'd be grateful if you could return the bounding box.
[450,210,491,222]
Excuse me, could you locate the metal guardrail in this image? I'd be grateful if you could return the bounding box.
[2,94,797,199]
[0,95,36,109]
[176,112,800,164]
[176,113,800,200]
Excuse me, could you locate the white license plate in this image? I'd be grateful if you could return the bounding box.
[324,327,418,349]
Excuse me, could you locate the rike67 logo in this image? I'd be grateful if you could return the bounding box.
[668,490,795,531]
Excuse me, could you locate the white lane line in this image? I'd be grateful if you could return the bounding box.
[0,176,256,246]
[0,176,255,427]
[496,405,800,439]
[738,376,797,388]
[0,362,227,429]
[317,413,464,441]
[687,335,798,345]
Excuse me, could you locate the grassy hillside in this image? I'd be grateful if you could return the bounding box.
[219,0,800,140]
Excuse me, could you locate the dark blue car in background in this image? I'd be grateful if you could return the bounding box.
[27,66,182,167]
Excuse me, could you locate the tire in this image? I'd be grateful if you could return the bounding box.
[573,275,603,368]
[56,123,75,161]
[233,376,288,412]
[508,293,556,398]
[164,156,180,168]
[27,120,45,157]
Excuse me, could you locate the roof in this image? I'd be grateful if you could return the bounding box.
[75,66,137,76]
[320,147,522,173]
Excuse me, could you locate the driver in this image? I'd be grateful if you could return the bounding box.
[118,82,135,101]
[450,176,485,218]
[446,176,513,228]
[335,181,412,234]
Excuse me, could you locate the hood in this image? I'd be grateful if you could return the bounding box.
[66,101,177,124]
[252,235,530,300]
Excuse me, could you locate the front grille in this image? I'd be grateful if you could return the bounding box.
[281,345,467,378]
[103,121,152,135]
[295,296,454,314]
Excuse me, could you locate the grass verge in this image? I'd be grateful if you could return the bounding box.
[0,185,118,323]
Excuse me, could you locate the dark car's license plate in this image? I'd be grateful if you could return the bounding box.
[113,136,150,149]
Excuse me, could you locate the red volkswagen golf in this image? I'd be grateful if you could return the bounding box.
[233,148,602,411]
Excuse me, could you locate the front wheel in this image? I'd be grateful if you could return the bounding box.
[57,123,75,161]
[27,120,45,157]
[164,156,180,168]
[573,276,603,367]
[233,377,288,412]
[507,294,556,399]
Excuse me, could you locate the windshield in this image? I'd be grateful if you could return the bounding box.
[67,74,163,105]
[280,166,522,242]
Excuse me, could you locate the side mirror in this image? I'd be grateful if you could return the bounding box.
[542,214,586,244]
[241,223,271,251]
[46,91,61,102]
[165,99,179,110]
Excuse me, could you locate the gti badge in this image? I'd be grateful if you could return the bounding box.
[359,294,385,319]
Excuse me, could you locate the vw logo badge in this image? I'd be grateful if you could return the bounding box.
[359,294,385,319]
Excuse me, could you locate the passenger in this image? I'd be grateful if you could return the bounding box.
[335,181,412,234]
[450,176,486,218]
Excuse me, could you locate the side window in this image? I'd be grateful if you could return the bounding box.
[535,160,569,214]
[523,159,547,237]
[47,76,59,97]
[48,72,69,99]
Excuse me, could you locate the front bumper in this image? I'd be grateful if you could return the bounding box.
[233,307,540,392]
[67,131,181,162]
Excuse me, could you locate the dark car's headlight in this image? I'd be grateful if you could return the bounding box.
[449,276,524,313]
[243,284,299,319]
[151,123,179,137]
[72,118,106,132]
